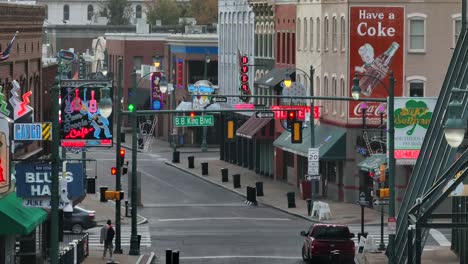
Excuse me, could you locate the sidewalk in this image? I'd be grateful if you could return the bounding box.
[79,191,147,264]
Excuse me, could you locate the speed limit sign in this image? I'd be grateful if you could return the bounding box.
[308,148,319,175]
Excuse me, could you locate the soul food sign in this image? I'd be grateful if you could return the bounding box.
[15,163,84,198]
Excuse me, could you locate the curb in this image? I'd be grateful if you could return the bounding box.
[164,160,317,223]
[96,193,149,225]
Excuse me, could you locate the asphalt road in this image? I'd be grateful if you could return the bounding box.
[81,147,311,264]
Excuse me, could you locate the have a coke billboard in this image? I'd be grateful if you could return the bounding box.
[349,6,404,119]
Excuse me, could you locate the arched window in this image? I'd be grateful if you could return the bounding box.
[303,18,308,50]
[332,76,337,114]
[340,78,345,114]
[87,5,94,21]
[297,18,301,50]
[324,75,329,113]
[63,4,70,21]
[136,5,142,19]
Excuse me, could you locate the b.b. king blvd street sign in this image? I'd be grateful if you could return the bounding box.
[174,115,214,127]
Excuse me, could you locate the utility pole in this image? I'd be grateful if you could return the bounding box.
[50,76,60,264]
[309,65,316,206]
[114,57,123,254]
[201,55,209,152]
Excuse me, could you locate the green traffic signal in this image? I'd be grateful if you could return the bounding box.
[128,104,135,112]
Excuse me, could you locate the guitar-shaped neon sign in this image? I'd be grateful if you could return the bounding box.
[64,88,73,114]
[72,88,82,111]
[88,90,98,113]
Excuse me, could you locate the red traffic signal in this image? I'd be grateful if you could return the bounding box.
[190,112,196,118]
[120,149,125,157]
[111,167,117,175]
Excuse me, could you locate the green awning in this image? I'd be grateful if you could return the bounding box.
[0,192,47,235]
[273,124,347,160]
[357,154,387,172]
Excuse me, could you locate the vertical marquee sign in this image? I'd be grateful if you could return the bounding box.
[60,80,113,147]
[349,6,404,119]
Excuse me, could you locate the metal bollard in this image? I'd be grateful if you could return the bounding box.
[287,192,296,208]
[221,168,228,182]
[172,250,179,264]
[233,174,241,188]
[306,199,312,216]
[124,201,130,217]
[201,162,208,175]
[188,156,195,168]
[255,181,264,196]
[172,151,180,163]
[166,249,172,264]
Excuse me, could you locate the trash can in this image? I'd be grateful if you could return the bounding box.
[287,192,296,208]
[221,168,228,182]
[233,174,241,188]
[172,151,180,163]
[255,182,264,196]
[100,186,108,202]
[188,156,195,169]
[201,162,208,175]
[87,177,96,194]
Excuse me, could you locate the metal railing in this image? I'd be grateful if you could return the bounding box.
[58,233,89,263]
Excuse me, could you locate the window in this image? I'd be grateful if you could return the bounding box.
[316,18,321,51]
[332,16,337,51]
[133,56,143,69]
[409,82,424,97]
[454,16,462,47]
[408,14,426,52]
[87,5,94,21]
[304,18,308,50]
[297,19,301,50]
[324,16,329,51]
[310,18,314,51]
[324,75,329,113]
[332,77,337,114]
[136,5,142,19]
[340,16,346,51]
[340,78,345,115]
[63,4,69,21]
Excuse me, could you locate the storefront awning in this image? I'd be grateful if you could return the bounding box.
[236,115,272,139]
[357,154,387,172]
[273,124,346,160]
[0,192,47,235]
[255,68,295,89]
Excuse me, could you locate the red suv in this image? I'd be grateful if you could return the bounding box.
[301,224,355,263]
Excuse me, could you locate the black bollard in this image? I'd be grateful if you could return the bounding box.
[188,156,195,168]
[255,181,264,196]
[137,235,141,250]
[233,174,241,188]
[306,199,312,216]
[246,186,252,202]
[172,151,180,163]
[172,250,179,264]
[248,186,257,205]
[201,162,208,175]
[221,168,228,182]
[287,192,296,208]
[124,200,130,217]
[165,249,172,264]
[99,186,108,202]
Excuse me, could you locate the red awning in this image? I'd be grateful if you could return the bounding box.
[235,115,272,139]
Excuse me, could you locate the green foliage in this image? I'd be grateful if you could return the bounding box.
[145,0,181,26]
[394,100,433,135]
[190,0,217,25]
[99,0,133,25]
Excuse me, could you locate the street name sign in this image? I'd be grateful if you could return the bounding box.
[255,111,275,118]
[210,96,228,103]
[308,148,319,176]
[174,115,214,127]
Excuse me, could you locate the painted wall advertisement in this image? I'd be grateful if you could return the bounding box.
[393,98,436,162]
[349,6,404,119]
[15,163,84,198]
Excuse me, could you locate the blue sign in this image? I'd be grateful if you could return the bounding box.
[152,100,162,110]
[14,123,43,140]
[15,163,84,198]
[188,85,215,94]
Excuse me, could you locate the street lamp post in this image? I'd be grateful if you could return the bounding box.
[352,71,395,264]
[114,57,123,254]
[50,76,60,264]
[201,54,210,152]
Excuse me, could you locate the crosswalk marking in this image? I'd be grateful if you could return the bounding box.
[87,225,151,248]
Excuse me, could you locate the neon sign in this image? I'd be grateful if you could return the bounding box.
[271,105,320,120]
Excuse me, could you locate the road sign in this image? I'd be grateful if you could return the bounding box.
[373,199,389,206]
[306,175,321,181]
[14,123,52,141]
[210,96,228,103]
[388,217,397,235]
[308,148,319,176]
[173,115,214,127]
[60,79,112,88]
[255,111,275,118]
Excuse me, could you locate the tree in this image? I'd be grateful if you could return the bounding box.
[190,0,217,25]
[99,0,133,25]
[145,0,181,26]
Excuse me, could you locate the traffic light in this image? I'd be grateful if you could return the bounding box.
[379,164,387,182]
[226,119,236,141]
[119,149,125,167]
[239,55,251,102]
[128,103,135,112]
[190,112,196,118]
[111,167,117,175]
[122,161,128,175]
[105,190,125,201]
[376,188,390,199]
[291,121,303,143]
[287,110,297,129]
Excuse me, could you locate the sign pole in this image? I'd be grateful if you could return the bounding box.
[50,76,60,264]
[114,57,123,254]
[309,65,316,209]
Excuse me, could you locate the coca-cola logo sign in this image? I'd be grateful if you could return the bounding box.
[349,6,404,119]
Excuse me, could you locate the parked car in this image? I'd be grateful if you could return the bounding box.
[63,206,97,234]
[300,223,355,264]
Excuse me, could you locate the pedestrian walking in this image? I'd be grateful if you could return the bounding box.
[101,219,115,260]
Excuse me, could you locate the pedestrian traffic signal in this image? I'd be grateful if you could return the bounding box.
[291,121,302,143]
[111,167,117,175]
[226,119,236,141]
[128,103,135,112]
[287,110,297,129]
[376,188,390,199]
[105,190,124,201]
